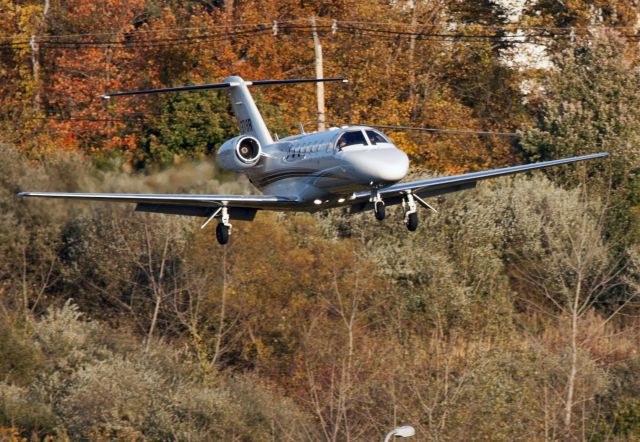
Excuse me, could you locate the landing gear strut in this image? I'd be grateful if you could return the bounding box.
[216,207,232,245]
[404,193,419,232]
[201,206,232,245]
[371,190,385,221]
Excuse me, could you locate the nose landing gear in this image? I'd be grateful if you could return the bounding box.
[371,190,386,221]
[370,190,436,231]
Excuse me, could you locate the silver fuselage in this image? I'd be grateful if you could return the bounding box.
[239,126,409,210]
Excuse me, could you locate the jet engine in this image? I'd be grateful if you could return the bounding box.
[216,136,262,171]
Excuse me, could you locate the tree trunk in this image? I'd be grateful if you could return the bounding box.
[146,293,161,352]
[30,0,50,114]
[564,277,582,436]
[211,246,227,367]
[408,1,418,117]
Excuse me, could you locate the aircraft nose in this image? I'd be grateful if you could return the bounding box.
[348,147,409,184]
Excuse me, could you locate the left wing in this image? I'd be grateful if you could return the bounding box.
[350,152,608,209]
[18,192,301,219]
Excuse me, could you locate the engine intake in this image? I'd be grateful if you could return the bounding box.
[216,135,263,171]
[236,137,261,163]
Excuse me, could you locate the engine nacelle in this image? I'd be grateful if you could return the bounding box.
[216,136,262,171]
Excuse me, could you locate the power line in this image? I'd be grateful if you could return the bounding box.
[0,19,313,41]
[0,27,280,50]
[1,18,638,42]
[1,19,638,50]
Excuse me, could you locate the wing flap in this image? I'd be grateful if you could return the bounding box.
[135,204,257,220]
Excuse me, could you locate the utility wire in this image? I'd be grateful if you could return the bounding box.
[1,18,638,41]
[1,21,638,50]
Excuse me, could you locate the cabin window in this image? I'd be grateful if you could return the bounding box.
[336,130,368,150]
[366,130,388,145]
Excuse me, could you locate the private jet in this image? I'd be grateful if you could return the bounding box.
[19,76,608,244]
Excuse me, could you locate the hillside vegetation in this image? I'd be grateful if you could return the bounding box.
[1,1,640,440]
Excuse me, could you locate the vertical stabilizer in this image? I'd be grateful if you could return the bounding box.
[224,76,273,146]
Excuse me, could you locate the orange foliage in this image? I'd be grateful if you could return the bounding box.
[3,0,531,171]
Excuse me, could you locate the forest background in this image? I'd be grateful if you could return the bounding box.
[2,0,640,440]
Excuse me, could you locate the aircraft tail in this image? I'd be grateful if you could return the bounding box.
[223,76,273,145]
[101,77,347,147]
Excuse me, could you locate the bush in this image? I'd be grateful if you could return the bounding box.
[0,301,319,440]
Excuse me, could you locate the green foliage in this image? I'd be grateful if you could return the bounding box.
[135,90,235,169]
[592,356,640,440]
[3,141,638,439]
[0,383,55,437]
[0,301,318,440]
[520,32,640,243]
[521,33,640,177]
[0,319,43,386]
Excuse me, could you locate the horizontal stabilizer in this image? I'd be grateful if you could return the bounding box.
[101,77,348,99]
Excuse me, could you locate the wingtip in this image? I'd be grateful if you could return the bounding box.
[100,94,111,100]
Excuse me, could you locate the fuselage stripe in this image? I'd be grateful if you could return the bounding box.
[255,169,346,187]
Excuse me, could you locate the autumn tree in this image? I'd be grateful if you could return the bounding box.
[521,32,640,241]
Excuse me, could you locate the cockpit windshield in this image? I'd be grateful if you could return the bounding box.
[366,130,389,145]
[337,130,367,150]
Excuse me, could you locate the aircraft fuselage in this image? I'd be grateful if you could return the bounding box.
[240,126,410,210]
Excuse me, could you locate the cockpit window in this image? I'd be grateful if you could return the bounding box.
[337,130,367,149]
[366,130,388,145]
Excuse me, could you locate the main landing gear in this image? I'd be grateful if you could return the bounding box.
[371,191,437,232]
[216,222,231,245]
[403,193,419,232]
[374,201,386,221]
[201,207,232,245]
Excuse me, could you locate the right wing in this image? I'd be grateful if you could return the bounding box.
[349,152,608,210]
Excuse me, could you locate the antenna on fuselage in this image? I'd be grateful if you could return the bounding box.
[298,121,306,134]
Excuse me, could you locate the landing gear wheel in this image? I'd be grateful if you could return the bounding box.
[216,223,230,245]
[374,201,386,221]
[406,212,419,231]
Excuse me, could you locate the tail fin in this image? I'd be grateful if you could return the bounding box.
[101,76,347,147]
[223,76,273,145]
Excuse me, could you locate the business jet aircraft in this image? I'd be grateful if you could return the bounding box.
[19,76,608,245]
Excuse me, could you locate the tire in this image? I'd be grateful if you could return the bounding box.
[406,212,419,231]
[216,223,230,245]
[374,202,386,221]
